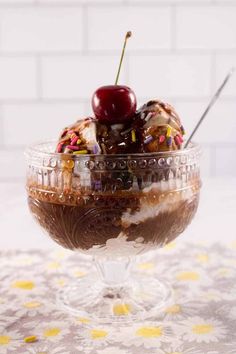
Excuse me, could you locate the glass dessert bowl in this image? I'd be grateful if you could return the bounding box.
[25,141,201,323]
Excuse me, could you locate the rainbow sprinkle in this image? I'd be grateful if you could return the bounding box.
[180,125,186,135]
[159,135,165,144]
[72,150,88,155]
[76,139,81,145]
[66,145,80,151]
[131,129,136,142]
[57,143,63,153]
[144,135,153,144]
[166,126,172,138]
[71,136,78,145]
[93,180,102,190]
[166,136,172,146]
[93,144,99,154]
[174,135,181,146]
[177,134,184,143]
[144,112,153,122]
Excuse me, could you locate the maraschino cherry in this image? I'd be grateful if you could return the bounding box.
[92,32,137,124]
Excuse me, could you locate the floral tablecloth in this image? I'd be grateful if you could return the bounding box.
[0,242,236,354]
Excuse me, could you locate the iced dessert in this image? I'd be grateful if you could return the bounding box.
[27,93,200,256]
[56,98,185,156]
[26,32,200,257]
[135,99,185,152]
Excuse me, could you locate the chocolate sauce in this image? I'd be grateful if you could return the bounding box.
[28,189,199,253]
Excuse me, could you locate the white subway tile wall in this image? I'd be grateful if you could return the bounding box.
[0,0,235,181]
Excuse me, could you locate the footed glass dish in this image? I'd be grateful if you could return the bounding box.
[25,141,201,323]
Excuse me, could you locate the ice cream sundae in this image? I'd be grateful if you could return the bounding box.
[27,32,200,255]
[25,32,201,321]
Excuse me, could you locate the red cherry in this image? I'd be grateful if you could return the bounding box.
[92,85,137,124]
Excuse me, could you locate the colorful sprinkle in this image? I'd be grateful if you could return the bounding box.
[159,135,165,144]
[166,136,172,146]
[73,150,88,155]
[77,139,82,145]
[93,180,102,189]
[71,136,78,146]
[24,336,38,343]
[57,143,63,153]
[174,135,181,146]
[144,135,153,144]
[131,129,136,142]
[144,112,153,122]
[166,126,172,137]
[68,130,75,135]
[93,145,99,154]
[66,145,80,151]
[177,134,184,143]
[180,125,186,135]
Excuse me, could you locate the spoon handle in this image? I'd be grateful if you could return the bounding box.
[185,67,235,148]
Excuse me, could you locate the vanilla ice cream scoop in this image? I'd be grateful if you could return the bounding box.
[56,117,101,155]
[135,100,185,152]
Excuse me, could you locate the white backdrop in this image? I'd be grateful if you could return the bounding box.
[0,0,235,181]
[0,0,236,249]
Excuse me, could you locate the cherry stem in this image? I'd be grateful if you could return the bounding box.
[115,31,132,85]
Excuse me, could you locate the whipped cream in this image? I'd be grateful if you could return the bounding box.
[81,233,154,257]
[121,181,194,228]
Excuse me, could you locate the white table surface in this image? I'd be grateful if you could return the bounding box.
[0,178,236,250]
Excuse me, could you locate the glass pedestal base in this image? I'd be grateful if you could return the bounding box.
[57,271,173,324]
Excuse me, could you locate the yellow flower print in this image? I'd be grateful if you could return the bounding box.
[196,253,209,264]
[116,322,173,349]
[81,326,115,347]
[47,261,61,270]
[0,330,21,354]
[44,327,61,337]
[136,326,163,338]
[24,301,42,309]
[176,271,200,281]
[90,329,108,340]
[192,324,213,335]
[0,336,10,345]
[113,303,131,316]
[164,298,206,320]
[23,320,70,343]
[164,241,177,250]
[77,317,91,324]
[11,280,35,290]
[166,304,181,314]
[180,316,227,343]
[137,262,155,271]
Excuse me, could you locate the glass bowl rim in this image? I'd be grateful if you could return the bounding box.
[25,140,201,160]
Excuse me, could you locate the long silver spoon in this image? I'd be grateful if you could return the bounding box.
[185,67,235,148]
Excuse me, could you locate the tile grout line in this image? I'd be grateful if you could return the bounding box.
[0,1,234,9]
[0,96,236,105]
[0,49,236,57]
